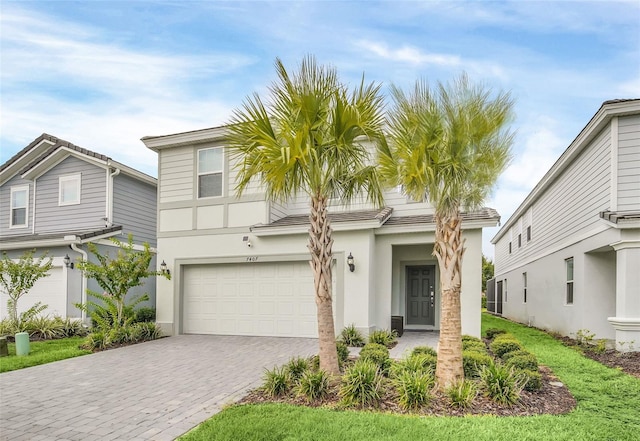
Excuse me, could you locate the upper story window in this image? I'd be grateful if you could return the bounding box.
[59,174,81,206]
[10,185,29,228]
[508,242,512,254]
[198,147,223,198]
[527,225,532,242]
[566,257,574,305]
[518,234,522,248]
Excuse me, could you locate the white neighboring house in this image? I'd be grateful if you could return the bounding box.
[491,99,640,351]
[142,126,500,339]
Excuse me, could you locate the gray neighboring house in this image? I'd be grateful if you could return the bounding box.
[142,126,499,339]
[0,133,158,322]
[491,99,640,351]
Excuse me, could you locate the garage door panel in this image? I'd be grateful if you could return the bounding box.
[183,261,325,337]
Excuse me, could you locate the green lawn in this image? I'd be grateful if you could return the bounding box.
[179,313,640,441]
[0,337,91,373]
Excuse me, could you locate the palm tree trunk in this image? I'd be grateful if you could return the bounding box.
[309,195,340,376]
[433,212,465,389]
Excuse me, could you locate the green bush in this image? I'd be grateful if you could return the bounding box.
[461,334,483,343]
[134,307,156,323]
[520,369,543,392]
[481,295,487,309]
[107,326,133,345]
[390,353,436,378]
[339,360,384,407]
[501,349,532,361]
[411,346,438,357]
[336,340,350,364]
[368,329,398,348]
[485,328,508,339]
[490,338,523,358]
[285,357,309,382]
[309,355,320,371]
[130,321,162,341]
[393,370,435,410]
[359,343,391,374]
[462,340,488,353]
[493,332,517,342]
[446,379,478,408]
[462,350,493,379]
[262,366,291,397]
[505,354,539,372]
[58,317,88,338]
[480,363,526,405]
[340,324,365,347]
[296,370,330,402]
[81,330,108,351]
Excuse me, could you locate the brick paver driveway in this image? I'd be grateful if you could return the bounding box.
[0,335,316,441]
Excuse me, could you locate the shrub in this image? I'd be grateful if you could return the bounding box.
[58,317,88,338]
[368,329,398,348]
[485,328,508,339]
[501,349,532,361]
[336,340,350,364]
[340,324,365,347]
[130,322,162,341]
[285,357,309,382]
[296,370,330,402]
[81,331,108,351]
[520,369,543,392]
[262,366,291,397]
[462,350,493,379]
[480,363,526,405]
[339,360,383,407]
[309,355,320,371]
[411,346,437,358]
[107,326,133,345]
[462,340,488,353]
[505,354,539,372]
[461,334,483,343]
[391,353,436,378]
[446,379,478,408]
[134,307,156,323]
[24,316,64,340]
[393,370,435,409]
[359,343,391,374]
[481,295,487,309]
[490,338,524,358]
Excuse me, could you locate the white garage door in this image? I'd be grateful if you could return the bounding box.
[0,266,66,320]
[183,261,319,337]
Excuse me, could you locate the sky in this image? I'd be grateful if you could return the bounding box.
[1,0,639,258]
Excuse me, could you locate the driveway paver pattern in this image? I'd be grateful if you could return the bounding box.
[0,335,316,441]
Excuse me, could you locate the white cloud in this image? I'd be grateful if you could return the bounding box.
[357,40,462,67]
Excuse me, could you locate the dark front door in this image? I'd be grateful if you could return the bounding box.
[406,265,435,325]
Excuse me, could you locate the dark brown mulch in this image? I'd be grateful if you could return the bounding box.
[239,364,576,417]
[553,335,640,379]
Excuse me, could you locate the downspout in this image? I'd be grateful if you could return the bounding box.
[70,242,88,323]
[105,161,121,226]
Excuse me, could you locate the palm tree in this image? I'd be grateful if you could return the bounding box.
[226,56,386,375]
[378,75,514,388]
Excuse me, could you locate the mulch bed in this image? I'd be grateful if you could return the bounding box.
[240,362,577,417]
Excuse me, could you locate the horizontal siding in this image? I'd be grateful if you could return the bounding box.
[0,175,33,237]
[269,201,288,223]
[495,126,611,273]
[35,156,106,233]
[113,174,157,246]
[159,146,193,203]
[617,115,640,211]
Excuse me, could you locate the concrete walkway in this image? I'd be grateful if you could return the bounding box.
[0,335,316,441]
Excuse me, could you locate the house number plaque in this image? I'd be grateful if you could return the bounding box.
[246,256,259,262]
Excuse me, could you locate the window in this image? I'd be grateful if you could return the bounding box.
[198,147,223,198]
[504,279,508,302]
[10,185,29,228]
[526,225,532,241]
[518,234,522,248]
[508,242,512,254]
[59,174,81,205]
[566,258,574,305]
[523,272,527,303]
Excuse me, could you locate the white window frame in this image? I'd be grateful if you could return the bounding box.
[197,147,224,198]
[59,174,81,206]
[565,257,574,305]
[10,185,29,228]
[504,279,508,303]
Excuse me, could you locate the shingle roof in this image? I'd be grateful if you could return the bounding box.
[252,207,394,229]
[383,207,500,226]
[599,210,640,224]
[0,225,123,245]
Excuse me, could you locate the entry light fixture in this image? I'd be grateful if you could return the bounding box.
[347,253,355,272]
[243,236,252,247]
[63,254,74,269]
[160,260,170,276]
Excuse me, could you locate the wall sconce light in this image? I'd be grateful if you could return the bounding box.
[243,236,252,247]
[160,260,170,276]
[63,254,74,269]
[347,253,355,272]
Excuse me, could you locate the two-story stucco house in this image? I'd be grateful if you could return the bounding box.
[142,126,500,339]
[0,133,158,322]
[491,99,640,350]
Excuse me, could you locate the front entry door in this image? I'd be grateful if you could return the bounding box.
[406,266,436,326]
